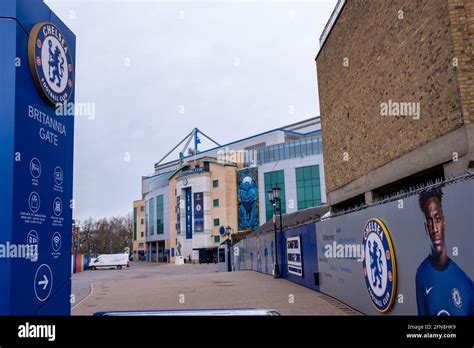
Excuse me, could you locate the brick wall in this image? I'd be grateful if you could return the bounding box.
[448,0,474,124]
[316,0,468,193]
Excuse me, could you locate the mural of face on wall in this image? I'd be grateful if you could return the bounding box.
[237,168,260,231]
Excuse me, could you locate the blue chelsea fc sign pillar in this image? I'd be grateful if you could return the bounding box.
[0,0,75,315]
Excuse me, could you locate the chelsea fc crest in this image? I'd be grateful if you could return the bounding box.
[28,22,74,105]
[362,218,397,313]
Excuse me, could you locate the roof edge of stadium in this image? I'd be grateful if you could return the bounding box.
[154,116,321,169]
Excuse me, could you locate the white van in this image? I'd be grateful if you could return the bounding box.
[88,253,129,270]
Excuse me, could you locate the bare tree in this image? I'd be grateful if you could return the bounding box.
[79,216,133,255]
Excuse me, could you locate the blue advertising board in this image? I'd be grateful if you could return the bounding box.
[193,192,204,232]
[0,0,75,315]
[185,188,192,239]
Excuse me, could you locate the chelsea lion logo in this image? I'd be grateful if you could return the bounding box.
[28,22,74,105]
[362,218,397,313]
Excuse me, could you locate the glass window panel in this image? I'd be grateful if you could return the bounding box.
[295,165,321,210]
[268,173,273,186]
[156,195,164,234]
[264,170,286,221]
[301,139,307,156]
[298,200,306,210]
[243,151,248,166]
[312,185,318,197]
[264,172,273,221]
[279,186,286,216]
[297,187,305,201]
[278,170,284,183]
[295,167,303,181]
[278,144,284,161]
[149,197,155,235]
[305,187,314,200]
[289,142,295,158]
[314,186,321,200]
[306,138,313,155]
[294,141,301,157]
[311,138,315,153]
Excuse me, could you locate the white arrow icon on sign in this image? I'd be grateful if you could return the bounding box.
[34,264,53,302]
[38,275,49,290]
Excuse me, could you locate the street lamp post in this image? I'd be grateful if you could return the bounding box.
[268,186,282,279]
[225,225,233,272]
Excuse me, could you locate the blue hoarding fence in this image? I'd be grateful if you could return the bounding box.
[233,174,474,315]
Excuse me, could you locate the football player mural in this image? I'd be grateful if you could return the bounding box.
[415,188,473,316]
[237,167,259,232]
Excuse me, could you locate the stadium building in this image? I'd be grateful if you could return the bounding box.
[137,116,326,263]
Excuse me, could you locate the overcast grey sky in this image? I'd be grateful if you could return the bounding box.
[44,0,336,222]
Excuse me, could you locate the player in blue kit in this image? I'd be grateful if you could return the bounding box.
[415,188,473,316]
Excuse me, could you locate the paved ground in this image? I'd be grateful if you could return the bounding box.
[72,262,359,316]
[71,262,217,307]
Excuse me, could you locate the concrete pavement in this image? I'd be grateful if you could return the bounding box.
[71,262,217,307]
[72,262,359,315]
